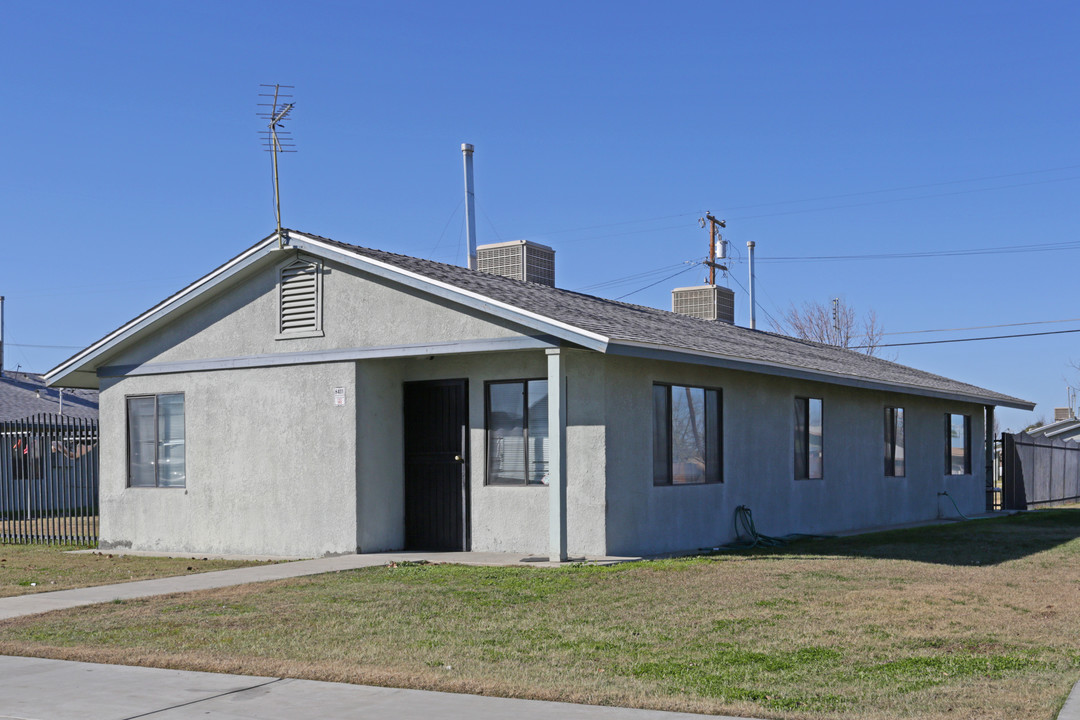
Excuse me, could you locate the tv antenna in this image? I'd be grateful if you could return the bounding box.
[258,84,296,249]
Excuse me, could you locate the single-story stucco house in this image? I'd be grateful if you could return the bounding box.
[45,229,1033,559]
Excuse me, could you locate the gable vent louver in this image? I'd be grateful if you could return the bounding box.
[278,257,322,337]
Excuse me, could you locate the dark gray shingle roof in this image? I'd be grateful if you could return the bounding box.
[303,231,1031,409]
[0,372,99,422]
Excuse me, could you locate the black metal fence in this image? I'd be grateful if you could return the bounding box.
[1001,431,1080,510]
[0,414,99,545]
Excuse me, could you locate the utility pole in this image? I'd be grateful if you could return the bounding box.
[832,298,840,343]
[700,212,727,285]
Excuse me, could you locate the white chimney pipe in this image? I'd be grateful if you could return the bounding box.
[461,143,478,270]
[747,241,757,330]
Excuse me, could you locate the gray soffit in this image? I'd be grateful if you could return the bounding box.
[46,228,1035,411]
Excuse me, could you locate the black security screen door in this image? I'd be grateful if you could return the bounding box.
[403,379,469,551]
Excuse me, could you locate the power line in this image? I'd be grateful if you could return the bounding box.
[430,198,464,255]
[530,211,702,239]
[729,174,1080,223]
[853,327,1080,349]
[726,269,783,330]
[725,163,1080,212]
[615,265,699,300]
[884,316,1080,337]
[6,342,84,349]
[574,261,695,292]
[758,238,1080,264]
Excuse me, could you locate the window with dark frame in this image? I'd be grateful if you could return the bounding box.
[127,393,186,488]
[884,407,905,477]
[945,413,971,475]
[652,384,722,485]
[485,380,549,486]
[795,397,823,479]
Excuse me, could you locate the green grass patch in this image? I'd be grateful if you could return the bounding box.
[1,511,1079,719]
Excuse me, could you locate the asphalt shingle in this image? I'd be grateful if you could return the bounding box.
[0,371,99,422]
[303,231,1030,408]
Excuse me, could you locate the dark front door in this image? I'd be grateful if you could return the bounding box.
[403,379,469,551]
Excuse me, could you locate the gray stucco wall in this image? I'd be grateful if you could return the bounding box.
[603,355,986,556]
[98,363,359,557]
[92,247,991,559]
[101,251,531,370]
[357,349,607,557]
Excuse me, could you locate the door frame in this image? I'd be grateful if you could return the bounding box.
[402,378,470,551]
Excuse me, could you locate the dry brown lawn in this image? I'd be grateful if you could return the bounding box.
[0,543,273,597]
[0,511,1078,720]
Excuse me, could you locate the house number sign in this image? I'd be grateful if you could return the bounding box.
[333,387,346,406]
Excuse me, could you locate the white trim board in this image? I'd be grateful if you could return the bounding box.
[98,336,562,378]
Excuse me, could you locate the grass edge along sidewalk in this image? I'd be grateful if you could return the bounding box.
[0,543,277,598]
[0,511,1079,719]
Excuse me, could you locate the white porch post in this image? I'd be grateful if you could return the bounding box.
[546,348,568,561]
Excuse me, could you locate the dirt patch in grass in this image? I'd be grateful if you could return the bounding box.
[1,511,1079,719]
[0,544,273,596]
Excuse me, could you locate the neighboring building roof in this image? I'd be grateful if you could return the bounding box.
[45,229,1035,411]
[0,371,99,422]
[1025,417,1080,439]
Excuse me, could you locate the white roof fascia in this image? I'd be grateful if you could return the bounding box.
[45,235,282,387]
[1044,420,1080,437]
[607,339,1035,411]
[288,232,610,353]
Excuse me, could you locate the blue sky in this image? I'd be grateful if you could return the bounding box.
[2,1,1078,430]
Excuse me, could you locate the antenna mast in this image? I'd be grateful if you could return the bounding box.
[258,84,296,249]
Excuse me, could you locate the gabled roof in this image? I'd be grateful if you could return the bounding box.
[45,229,1035,410]
[0,371,99,422]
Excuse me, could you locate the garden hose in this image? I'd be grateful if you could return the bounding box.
[937,490,971,520]
[710,505,832,552]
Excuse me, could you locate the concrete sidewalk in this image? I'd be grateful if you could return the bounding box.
[0,550,637,621]
[0,655,755,720]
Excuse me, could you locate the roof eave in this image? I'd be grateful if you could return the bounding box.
[43,231,611,390]
[606,340,1036,411]
[287,232,610,352]
[44,234,284,389]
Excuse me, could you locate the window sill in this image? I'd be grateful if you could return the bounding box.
[276,330,324,340]
[654,481,723,487]
[485,482,548,488]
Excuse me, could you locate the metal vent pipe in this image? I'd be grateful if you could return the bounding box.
[461,143,478,270]
[747,241,757,330]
